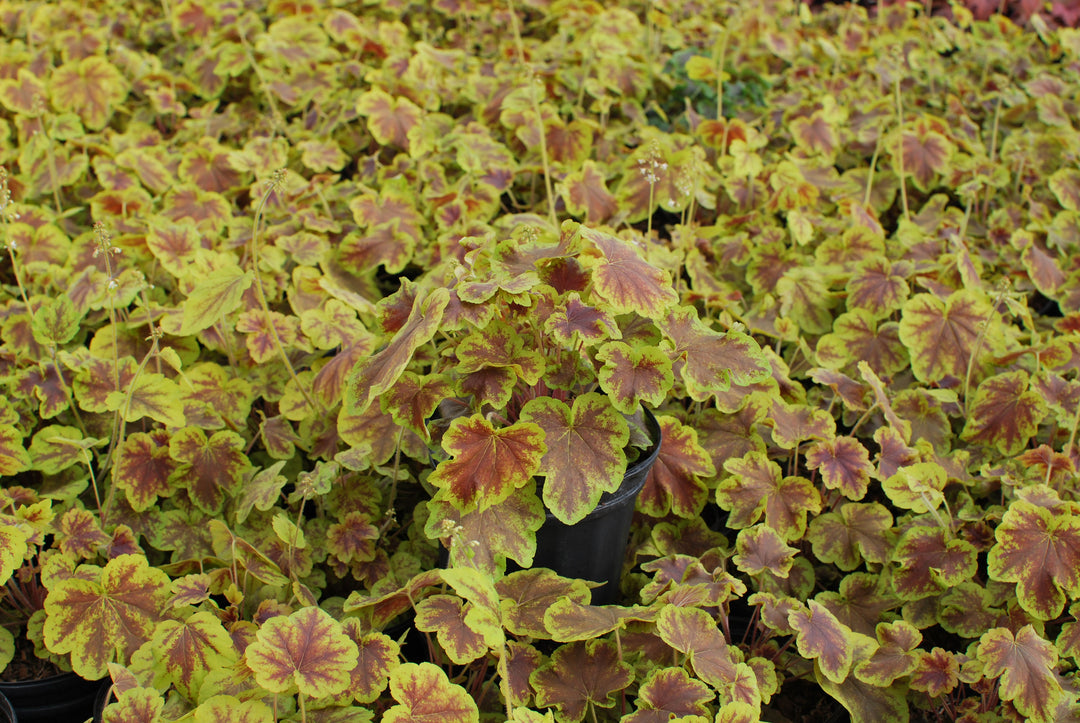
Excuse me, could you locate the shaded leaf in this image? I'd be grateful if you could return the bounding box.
[623,667,713,723]
[807,502,894,571]
[543,599,656,642]
[638,415,713,518]
[893,527,977,599]
[530,640,632,723]
[496,569,592,639]
[178,266,253,336]
[733,525,797,578]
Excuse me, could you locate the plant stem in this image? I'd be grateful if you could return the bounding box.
[893,72,910,222]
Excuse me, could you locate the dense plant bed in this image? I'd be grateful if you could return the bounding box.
[1,0,1080,721]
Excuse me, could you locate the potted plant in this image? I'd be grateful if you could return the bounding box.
[344,219,771,601]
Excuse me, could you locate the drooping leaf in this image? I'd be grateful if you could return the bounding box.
[960,371,1046,455]
[519,394,628,525]
[496,569,592,639]
[788,600,856,684]
[347,288,450,415]
[542,598,656,642]
[43,555,171,679]
[104,373,186,428]
[341,620,399,704]
[530,640,633,723]
[560,161,618,224]
[429,415,546,512]
[384,662,478,723]
[637,415,713,519]
[717,452,821,540]
[245,606,358,698]
[987,499,1080,620]
[978,626,1064,723]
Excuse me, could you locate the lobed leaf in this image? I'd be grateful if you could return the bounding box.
[530,640,633,723]
[384,662,479,723]
[977,625,1063,723]
[638,415,713,518]
[245,606,358,698]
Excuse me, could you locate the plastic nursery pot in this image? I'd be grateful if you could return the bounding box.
[527,407,663,605]
[0,671,104,723]
[0,689,12,723]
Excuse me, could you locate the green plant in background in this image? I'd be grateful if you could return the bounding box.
[0,0,1078,721]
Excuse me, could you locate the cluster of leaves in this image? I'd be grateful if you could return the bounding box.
[0,0,1079,721]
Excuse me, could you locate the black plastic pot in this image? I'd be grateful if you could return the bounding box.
[526,407,662,604]
[0,690,13,723]
[0,672,103,723]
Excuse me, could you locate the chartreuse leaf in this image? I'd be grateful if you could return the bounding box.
[788,600,857,684]
[623,667,713,723]
[31,294,81,347]
[816,639,908,723]
[429,415,546,512]
[519,393,628,525]
[656,606,743,694]
[347,288,450,415]
[882,462,947,514]
[28,424,103,475]
[193,694,273,723]
[595,341,673,414]
[987,499,1080,620]
[426,494,545,574]
[48,56,128,130]
[854,621,921,686]
[245,606,358,698]
[638,415,714,519]
[0,426,30,476]
[0,627,12,673]
[178,265,253,336]
[150,610,237,700]
[961,371,1046,455]
[496,569,592,639]
[531,640,633,723]
[414,595,489,665]
[576,224,678,317]
[355,87,422,150]
[0,525,28,587]
[169,428,252,515]
[384,662,479,723]
[100,686,165,723]
[898,289,996,383]
[542,599,656,642]
[341,619,399,704]
[105,373,186,428]
[978,625,1064,723]
[43,554,170,679]
[661,306,771,400]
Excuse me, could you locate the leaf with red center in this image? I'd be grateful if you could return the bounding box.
[543,599,656,642]
[338,226,415,276]
[531,640,633,723]
[638,415,713,518]
[178,138,241,193]
[815,574,898,637]
[31,294,81,347]
[895,120,953,190]
[150,610,236,700]
[27,425,97,475]
[384,662,478,723]
[0,68,46,115]
[817,647,908,723]
[519,394,628,525]
[496,569,592,639]
[899,290,997,383]
[19,363,71,419]
[1050,168,1080,210]
[327,512,379,566]
[661,306,771,400]
[961,371,1046,455]
[595,341,674,414]
[777,267,838,334]
[545,293,619,348]
[560,161,618,224]
[624,667,713,723]
[180,362,254,430]
[733,525,797,578]
[161,186,231,228]
[178,266,253,336]
[1020,237,1066,297]
[98,686,164,723]
[429,415,545,512]
[909,647,959,697]
[245,606,358,698]
[718,452,821,540]
[790,108,840,157]
[414,595,489,665]
[347,288,450,415]
[788,600,856,683]
[235,310,304,365]
[456,321,545,384]
[356,88,421,151]
[655,606,748,694]
[854,621,921,686]
[846,257,911,317]
[893,527,977,599]
[168,428,252,515]
[988,499,1080,620]
[695,403,769,470]
[115,430,178,512]
[426,493,545,575]
[340,620,398,704]
[815,310,908,376]
[0,426,30,477]
[807,502,894,571]
[577,224,678,317]
[765,398,835,449]
[43,555,169,680]
[379,372,452,442]
[48,56,127,130]
[805,436,873,500]
[1017,444,1075,484]
[340,399,424,467]
[978,626,1064,723]
[57,508,110,559]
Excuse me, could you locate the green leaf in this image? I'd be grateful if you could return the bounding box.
[245,606,358,698]
[43,555,171,679]
[150,610,237,700]
[101,686,165,723]
[542,599,656,642]
[28,425,100,475]
[519,393,628,525]
[429,415,546,512]
[0,425,30,476]
[178,266,253,336]
[384,662,479,723]
[31,294,81,347]
[882,462,947,513]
